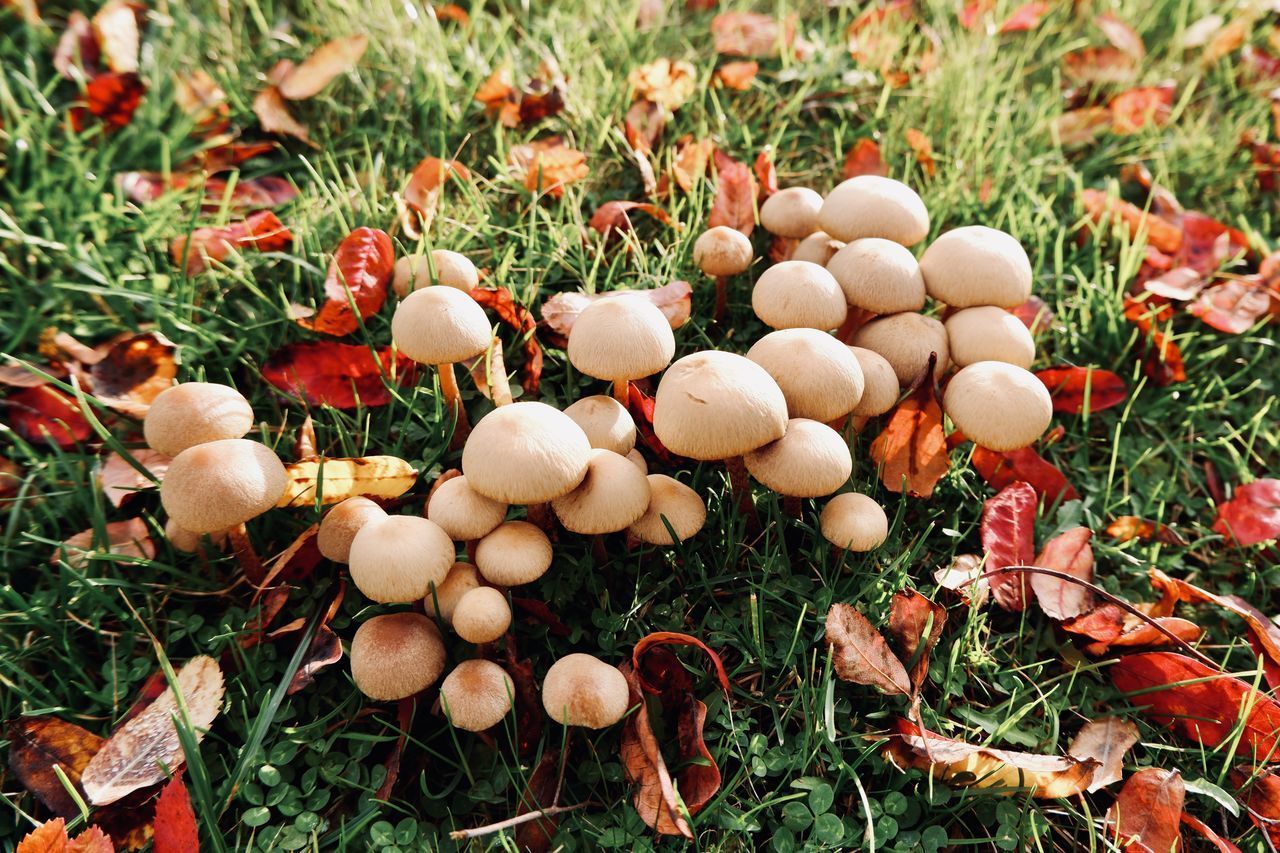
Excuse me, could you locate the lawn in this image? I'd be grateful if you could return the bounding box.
[2,0,1280,850]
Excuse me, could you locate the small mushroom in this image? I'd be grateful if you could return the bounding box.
[760,187,824,238]
[318,497,387,563]
[693,226,753,323]
[746,329,865,422]
[851,313,950,387]
[392,249,479,298]
[462,402,592,504]
[745,418,852,498]
[567,296,675,402]
[826,238,926,315]
[751,260,848,331]
[350,612,446,701]
[943,361,1052,451]
[564,395,637,455]
[944,306,1036,369]
[820,492,889,552]
[791,231,843,266]
[541,653,631,728]
[848,347,901,418]
[626,448,649,475]
[551,449,651,534]
[474,521,553,586]
[164,518,227,555]
[919,225,1032,308]
[628,474,706,545]
[348,515,455,603]
[818,176,930,246]
[425,561,482,624]
[426,475,508,542]
[451,586,512,644]
[439,659,515,731]
[144,382,254,457]
[160,439,287,534]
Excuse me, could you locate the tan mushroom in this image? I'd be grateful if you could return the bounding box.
[391,286,491,434]
[474,521,553,586]
[164,518,227,555]
[461,402,591,504]
[826,238,926,314]
[426,475,508,542]
[944,306,1036,369]
[318,497,387,563]
[943,361,1052,451]
[628,474,706,545]
[451,586,512,644]
[564,395,637,455]
[144,382,254,457]
[817,176,930,246]
[820,492,889,552]
[760,187,824,238]
[551,449,651,534]
[567,295,675,401]
[439,659,515,731]
[851,313,950,387]
[746,329,865,422]
[693,226,754,323]
[919,226,1032,308]
[348,515,455,603]
[424,561,481,624]
[541,653,631,728]
[392,249,479,298]
[160,439,288,534]
[745,419,852,498]
[350,612,446,701]
[626,448,649,475]
[751,260,848,331]
[848,347,901,417]
[791,231,842,266]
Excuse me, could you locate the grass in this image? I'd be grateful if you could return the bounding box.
[2,0,1280,850]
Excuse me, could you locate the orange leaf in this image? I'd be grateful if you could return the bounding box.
[1105,516,1186,546]
[1095,12,1145,59]
[276,35,368,100]
[627,58,696,112]
[89,331,178,416]
[69,71,145,132]
[706,150,756,236]
[252,85,309,142]
[1110,85,1175,135]
[470,287,544,395]
[7,386,93,449]
[1062,47,1136,86]
[997,1,1048,34]
[710,11,792,58]
[904,128,936,177]
[1106,769,1184,852]
[588,200,673,247]
[400,156,470,237]
[1080,189,1182,254]
[843,138,888,179]
[170,210,293,275]
[713,61,758,90]
[295,227,393,337]
[510,138,589,197]
[669,136,714,193]
[1053,106,1114,148]
[868,356,949,498]
[152,776,200,853]
[624,98,666,155]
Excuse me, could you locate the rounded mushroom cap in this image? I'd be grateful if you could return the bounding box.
[551,449,652,534]
[474,521,553,586]
[439,659,515,731]
[791,231,843,266]
[746,329,865,422]
[944,306,1036,369]
[392,250,479,298]
[760,187,824,238]
[693,226,753,277]
[567,296,676,381]
[943,361,1052,451]
[451,587,512,644]
[391,286,491,365]
[628,474,706,545]
[164,518,227,554]
[144,382,254,457]
[427,475,508,541]
[820,492,889,552]
[350,612,446,701]
[919,225,1032,308]
[653,351,788,460]
[751,260,849,331]
[848,347,901,417]
[462,402,591,503]
[318,497,387,563]
[826,238,927,314]
[851,313,950,387]
[745,419,852,497]
[563,395,637,455]
[626,448,649,474]
[818,176,930,246]
[160,439,288,534]
[424,561,481,623]
[541,653,631,728]
[348,515,456,603]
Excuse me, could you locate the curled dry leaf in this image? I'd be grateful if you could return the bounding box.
[934,554,989,607]
[7,385,93,449]
[400,156,470,237]
[972,445,1079,503]
[668,136,715,193]
[1053,107,1113,148]
[69,71,147,133]
[295,227,394,337]
[287,624,343,695]
[173,69,228,127]
[844,138,888,179]
[171,210,293,275]
[56,518,155,569]
[1188,278,1277,335]
[99,449,169,508]
[7,716,105,818]
[1233,767,1280,848]
[980,481,1037,612]
[475,62,567,128]
[1096,12,1145,59]
[1034,366,1128,415]
[869,356,949,498]
[713,61,758,90]
[628,59,696,112]
[90,331,178,416]
[54,12,100,80]
[1029,527,1095,620]
[152,775,200,853]
[510,138,589,197]
[253,85,310,142]
[541,282,692,338]
[707,150,756,237]
[824,603,911,696]
[1062,48,1136,86]
[277,35,368,100]
[624,98,666,156]
[1106,768,1184,853]
[710,11,792,58]
[1212,478,1280,547]
[261,341,417,409]
[1061,603,1202,655]
[277,455,417,508]
[886,589,946,694]
[1147,567,1280,680]
[1106,515,1186,546]
[1081,189,1183,255]
[904,128,936,177]
[470,287,544,395]
[17,819,114,853]
[1067,717,1140,792]
[588,201,674,249]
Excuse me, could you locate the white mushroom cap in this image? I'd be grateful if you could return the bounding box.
[826,238,926,314]
[439,659,515,731]
[760,187,824,238]
[426,475,508,541]
[851,313,950,387]
[164,518,227,554]
[944,306,1036,369]
[160,438,288,534]
[943,361,1052,451]
[541,653,631,728]
[919,225,1032,308]
[350,612,446,701]
[745,419,852,497]
[391,286,491,365]
[348,515,455,603]
[626,448,649,474]
[820,492,889,551]
[567,296,676,381]
[474,521,553,586]
[318,497,387,563]
[818,176,930,246]
[144,382,254,457]
[653,351,788,460]
[462,402,591,503]
[424,561,481,623]
[693,226,753,277]
[791,231,843,266]
[751,260,848,331]
[392,249,480,298]
[452,586,512,644]
[563,395,637,455]
[746,329,865,422]
[551,449,652,534]
[628,474,706,545]
[848,347,901,417]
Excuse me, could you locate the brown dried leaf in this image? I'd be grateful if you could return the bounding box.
[510,138,589,197]
[7,716,105,818]
[670,137,715,193]
[886,589,946,693]
[904,128,936,178]
[56,518,155,570]
[540,282,692,336]
[824,604,911,696]
[1066,717,1140,792]
[713,61,758,90]
[253,86,309,142]
[628,59,696,111]
[711,11,792,58]
[277,35,368,100]
[90,332,178,416]
[707,150,756,236]
[99,449,169,508]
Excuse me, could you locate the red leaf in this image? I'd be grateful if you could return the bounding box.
[843,138,888,179]
[1029,527,1094,620]
[625,382,679,465]
[7,717,105,818]
[824,604,912,696]
[1213,478,1280,547]
[1034,366,1128,415]
[885,590,946,693]
[296,227,393,336]
[1233,768,1280,848]
[869,356,949,498]
[1008,296,1053,334]
[1110,85,1175,135]
[1180,812,1243,853]
[1122,296,1187,386]
[152,775,200,853]
[7,386,93,448]
[958,0,994,30]
[1177,211,1250,275]
[997,1,1048,33]
[400,156,470,236]
[631,631,731,696]
[624,98,666,155]
[261,341,417,409]
[981,481,1038,611]
[753,150,778,199]
[1106,768,1183,853]
[69,71,145,132]
[707,150,756,237]
[469,287,543,396]
[972,445,1079,503]
[54,12,101,79]
[587,201,673,247]
[1188,278,1277,335]
[171,210,293,275]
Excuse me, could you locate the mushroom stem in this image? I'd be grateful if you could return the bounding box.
[437,362,471,445]
[713,276,729,324]
[485,337,513,407]
[783,495,803,520]
[226,523,265,585]
[612,378,630,405]
[591,534,608,564]
[723,456,759,531]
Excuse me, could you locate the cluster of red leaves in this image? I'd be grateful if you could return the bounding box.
[1034,365,1128,414]
[475,61,567,128]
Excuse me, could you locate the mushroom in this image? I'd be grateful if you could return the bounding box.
[626,448,649,474]
[451,586,512,644]
[462,402,592,506]
[160,438,287,535]
[541,653,631,728]
[551,449,652,534]
[348,515,455,603]
[392,249,479,298]
[628,474,706,545]
[944,306,1036,369]
[751,260,848,331]
[744,419,852,502]
[818,176,930,246]
[692,226,753,323]
[164,518,227,555]
[820,492,889,552]
[851,313,950,387]
[760,187,824,238]
[317,497,387,563]
[350,612,446,701]
[144,382,254,457]
[919,225,1032,308]
[474,521,553,586]
[439,659,515,731]
[791,231,842,266]
[564,395,637,455]
[826,238,926,315]
[424,561,481,624]
[567,296,675,402]
[746,329,865,422]
[848,347,901,418]
[943,361,1052,451]
[426,474,508,542]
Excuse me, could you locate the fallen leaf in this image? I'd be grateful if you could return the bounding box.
[1201,17,1250,67]
[624,98,666,155]
[1096,12,1145,59]
[998,2,1048,34]
[1105,516,1186,546]
[56,518,155,570]
[173,69,227,126]
[980,481,1037,611]
[1179,812,1243,852]
[1067,717,1140,792]
[400,156,470,237]
[295,227,393,337]
[261,341,417,409]
[934,553,990,607]
[90,331,178,416]
[754,150,778,200]
[1188,279,1276,335]
[1062,47,1136,86]
[7,385,93,448]
[1028,527,1094,620]
[904,128,936,177]
[54,12,101,80]
[1053,107,1113,148]
[514,750,560,853]
[152,775,199,853]
[1147,568,1280,679]
[843,138,888,179]
[276,35,368,100]
[886,589,946,694]
[1106,768,1184,853]
[625,382,679,465]
[1081,189,1183,255]
[503,645,543,758]
[972,445,1079,503]
[277,455,417,507]
[69,71,146,132]
[1110,85,1175,135]
[171,210,293,275]
[713,61,758,90]
[510,138,589,197]
[711,11,792,58]
[869,356,949,498]
[825,604,912,696]
[540,281,692,337]
[511,597,572,637]
[1213,479,1280,546]
[1008,296,1053,333]
[16,818,114,853]
[588,201,674,247]
[7,716,105,818]
[92,0,140,74]
[1034,366,1127,415]
[470,287,544,395]
[707,150,756,236]
[628,58,696,111]
[253,85,309,141]
[1233,768,1280,848]
[286,625,343,695]
[1123,296,1187,386]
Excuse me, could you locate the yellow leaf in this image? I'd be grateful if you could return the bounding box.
[277,455,417,507]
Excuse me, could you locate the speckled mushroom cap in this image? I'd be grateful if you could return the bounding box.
[318,497,387,563]
[693,226,753,277]
[160,439,288,534]
[820,492,889,552]
[451,587,512,644]
[474,521,553,586]
[817,176,930,246]
[564,395,637,455]
[791,231,842,266]
[551,449,652,534]
[653,351,788,460]
[751,260,849,331]
[462,402,591,503]
[628,474,706,545]
[943,361,1052,451]
[567,296,676,381]
[144,382,254,457]
[848,347,901,417]
[745,419,853,497]
[391,286,491,365]
[439,659,515,731]
[426,475,508,541]
[944,306,1036,369]
[919,226,1032,308]
[392,250,480,298]
[851,313,950,387]
[760,187,824,238]
[826,238,927,314]
[541,653,631,728]
[348,515,455,603]
[350,612,446,701]
[424,561,481,624]
[746,329,865,422]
